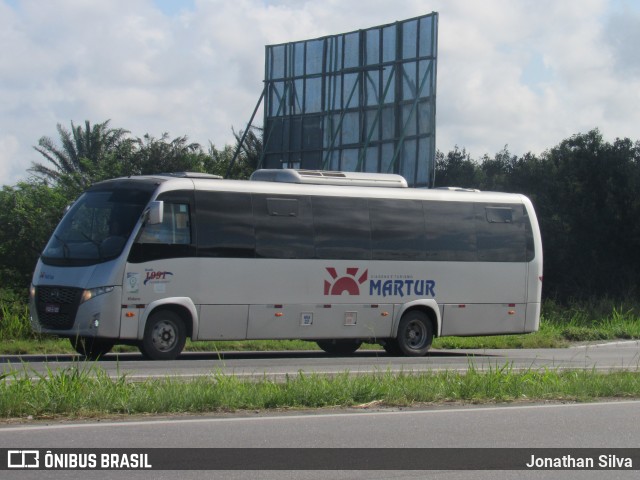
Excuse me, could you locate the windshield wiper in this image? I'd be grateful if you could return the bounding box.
[79,231,104,261]
[53,234,71,259]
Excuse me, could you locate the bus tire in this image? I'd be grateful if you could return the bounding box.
[382,338,403,356]
[70,336,114,360]
[139,310,186,360]
[396,310,433,356]
[317,339,362,355]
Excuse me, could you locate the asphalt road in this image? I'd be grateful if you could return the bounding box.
[1,342,639,479]
[1,401,639,479]
[1,340,639,381]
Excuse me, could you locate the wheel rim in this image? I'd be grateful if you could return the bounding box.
[151,319,178,352]
[405,319,428,350]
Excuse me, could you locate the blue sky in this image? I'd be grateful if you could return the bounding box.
[1,0,640,186]
[153,0,194,15]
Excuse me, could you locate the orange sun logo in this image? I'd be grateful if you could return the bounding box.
[324,267,368,296]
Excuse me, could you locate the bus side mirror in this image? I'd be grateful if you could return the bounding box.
[147,201,164,225]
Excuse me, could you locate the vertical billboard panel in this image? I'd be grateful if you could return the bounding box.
[261,12,438,187]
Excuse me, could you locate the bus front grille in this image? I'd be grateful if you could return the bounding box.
[35,286,83,330]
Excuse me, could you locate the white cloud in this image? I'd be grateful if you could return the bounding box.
[0,134,22,185]
[1,0,639,186]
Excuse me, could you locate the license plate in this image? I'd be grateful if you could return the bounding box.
[45,304,60,314]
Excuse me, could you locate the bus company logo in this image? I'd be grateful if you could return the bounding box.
[39,271,54,281]
[324,268,437,298]
[324,267,368,296]
[143,270,173,285]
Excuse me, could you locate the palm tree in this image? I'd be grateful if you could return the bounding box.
[234,126,263,172]
[223,127,263,179]
[132,133,205,175]
[31,120,130,189]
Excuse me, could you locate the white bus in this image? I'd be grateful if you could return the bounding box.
[30,169,543,360]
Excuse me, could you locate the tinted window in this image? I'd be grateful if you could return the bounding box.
[144,189,536,263]
[196,191,255,258]
[42,188,152,266]
[138,203,191,245]
[370,198,426,260]
[313,197,371,260]
[129,191,196,263]
[476,204,527,262]
[524,208,535,261]
[254,195,315,258]
[424,201,477,261]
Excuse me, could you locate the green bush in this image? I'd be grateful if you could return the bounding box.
[0,289,34,340]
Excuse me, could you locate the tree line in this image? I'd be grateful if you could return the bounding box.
[434,129,640,301]
[1,121,638,303]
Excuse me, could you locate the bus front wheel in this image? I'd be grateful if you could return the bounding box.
[139,310,186,360]
[396,311,433,356]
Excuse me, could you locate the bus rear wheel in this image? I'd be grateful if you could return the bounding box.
[316,339,362,355]
[139,310,186,360]
[70,337,114,360]
[382,339,403,356]
[396,311,433,356]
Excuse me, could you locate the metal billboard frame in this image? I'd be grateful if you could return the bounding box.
[256,12,438,187]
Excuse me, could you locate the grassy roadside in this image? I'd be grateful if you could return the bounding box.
[1,298,640,420]
[1,364,640,420]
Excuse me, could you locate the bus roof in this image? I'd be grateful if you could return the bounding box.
[96,171,529,205]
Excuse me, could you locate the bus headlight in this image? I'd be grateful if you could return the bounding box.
[81,286,115,304]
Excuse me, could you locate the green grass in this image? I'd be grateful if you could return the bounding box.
[0,300,34,341]
[1,363,639,420]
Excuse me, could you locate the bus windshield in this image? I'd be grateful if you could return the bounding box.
[41,188,153,266]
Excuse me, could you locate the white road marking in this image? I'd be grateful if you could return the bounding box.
[0,400,638,433]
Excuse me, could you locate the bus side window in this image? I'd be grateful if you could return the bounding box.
[128,191,195,264]
[424,201,477,261]
[312,196,371,260]
[138,203,191,245]
[370,198,426,260]
[477,204,526,262]
[196,191,256,258]
[254,195,315,259]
